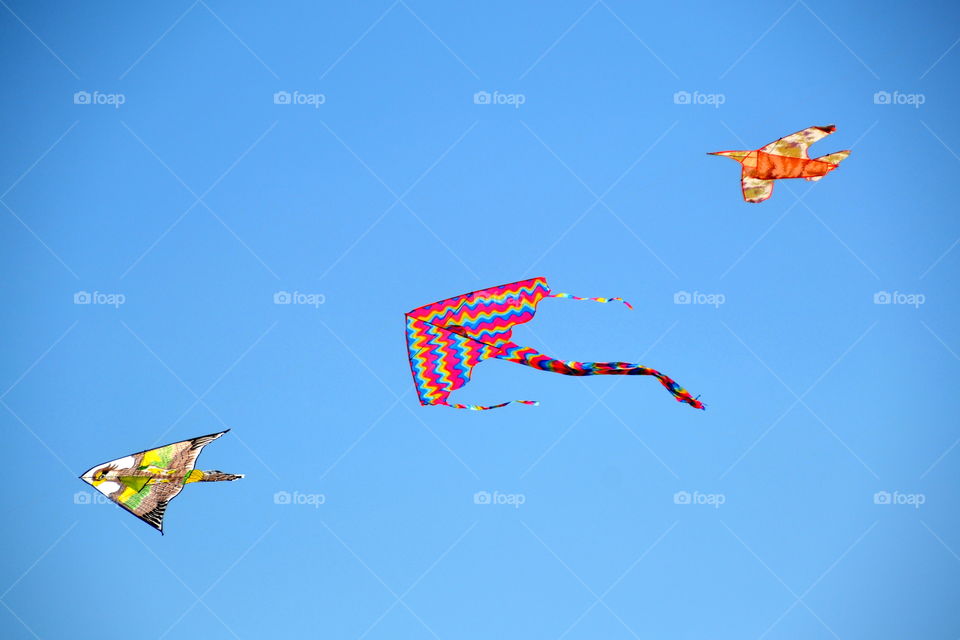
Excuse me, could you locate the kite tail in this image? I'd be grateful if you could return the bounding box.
[548,291,633,310]
[437,400,539,411]
[195,470,244,482]
[497,343,704,410]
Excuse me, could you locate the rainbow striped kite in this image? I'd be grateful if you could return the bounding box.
[405,277,704,411]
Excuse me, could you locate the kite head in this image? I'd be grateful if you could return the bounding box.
[86,465,118,485]
[708,150,751,164]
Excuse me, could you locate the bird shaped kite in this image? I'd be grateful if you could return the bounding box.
[405,277,703,411]
[709,125,850,203]
[79,430,242,534]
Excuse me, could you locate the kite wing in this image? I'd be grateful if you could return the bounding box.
[80,430,229,533]
[742,176,774,203]
[119,481,184,533]
[761,125,836,159]
[405,278,549,408]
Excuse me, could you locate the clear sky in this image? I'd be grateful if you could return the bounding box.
[2,1,959,638]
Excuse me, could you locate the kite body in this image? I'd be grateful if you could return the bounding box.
[79,430,242,534]
[405,278,703,411]
[709,125,850,202]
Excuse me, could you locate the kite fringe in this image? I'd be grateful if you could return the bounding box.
[438,400,539,411]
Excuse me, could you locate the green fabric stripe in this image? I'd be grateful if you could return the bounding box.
[123,484,150,509]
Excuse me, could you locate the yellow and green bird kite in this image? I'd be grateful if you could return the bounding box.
[79,430,243,534]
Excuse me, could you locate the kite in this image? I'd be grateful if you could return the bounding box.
[709,125,850,203]
[79,430,243,534]
[405,277,704,411]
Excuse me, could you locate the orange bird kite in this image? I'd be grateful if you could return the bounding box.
[709,125,850,203]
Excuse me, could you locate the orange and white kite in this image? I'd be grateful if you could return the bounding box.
[709,125,850,203]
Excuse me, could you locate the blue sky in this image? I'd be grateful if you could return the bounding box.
[2,1,959,638]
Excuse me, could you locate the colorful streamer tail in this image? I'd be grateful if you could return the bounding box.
[497,343,704,410]
[548,291,634,310]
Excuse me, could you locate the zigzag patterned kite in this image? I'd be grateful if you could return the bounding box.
[405,277,703,411]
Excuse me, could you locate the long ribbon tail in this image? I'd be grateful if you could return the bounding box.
[437,400,539,411]
[548,291,634,310]
[497,343,704,410]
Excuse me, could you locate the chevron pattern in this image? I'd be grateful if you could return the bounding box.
[406,278,548,409]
